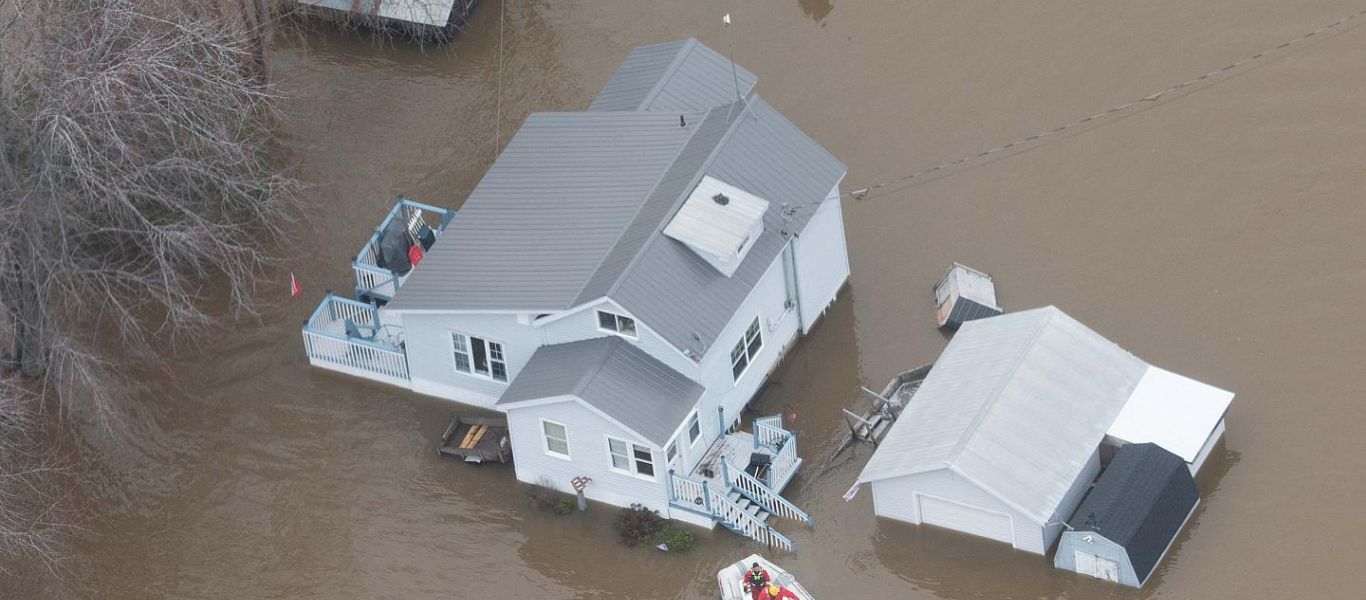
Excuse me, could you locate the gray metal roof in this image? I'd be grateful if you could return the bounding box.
[1069,443,1199,584]
[589,39,758,113]
[387,111,706,312]
[610,97,846,353]
[388,41,846,355]
[497,337,704,446]
[858,307,1148,525]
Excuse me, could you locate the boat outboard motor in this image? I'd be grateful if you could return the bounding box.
[375,215,413,276]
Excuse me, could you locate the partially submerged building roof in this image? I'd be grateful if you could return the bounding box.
[1106,366,1234,462]
[389,39,846,355]
[497,337,703,446]
[299,0,459,27]
[857,306,1148,525]
[589,39,758,113]
[1069,443,1199,584]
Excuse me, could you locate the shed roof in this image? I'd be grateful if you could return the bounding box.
[589,39,758,113]
[1069,443,1199,584]
[1107,366,1234,462]
[299,0,457,27]
[857,306,1148,524]
[497,337,703,446]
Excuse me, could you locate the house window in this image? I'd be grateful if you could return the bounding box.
[666,441,678,463]
[730,317,763,381]
[686,413,701,445]
[607,437,655,479]
[450,332,508,382]
[542,420,570,459]
[597,310,637,338]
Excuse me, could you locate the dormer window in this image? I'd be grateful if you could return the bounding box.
[663,176,769,278]
[597,310,637,338]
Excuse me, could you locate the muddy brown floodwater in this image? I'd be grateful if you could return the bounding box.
[8,0,1366,598]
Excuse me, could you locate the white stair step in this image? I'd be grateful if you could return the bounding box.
[746,504,762,516]
[728,490,742,502]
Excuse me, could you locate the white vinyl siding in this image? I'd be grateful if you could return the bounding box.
[596,310,638,338]
[729,317,762,381]
[450,331,508,382]
[870,469,1046,555]
[918,494,1014,546]
[542,420,570,459]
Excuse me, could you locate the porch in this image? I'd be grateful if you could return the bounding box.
[352,197,455,303]
[666,415,810,552]
[302,293,410,387]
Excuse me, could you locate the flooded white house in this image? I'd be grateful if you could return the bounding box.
[301,39,850,550]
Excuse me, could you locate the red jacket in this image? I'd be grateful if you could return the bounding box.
[759,587,799,600]
[743,568,771,598]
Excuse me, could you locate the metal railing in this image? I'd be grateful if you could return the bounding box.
[352,197,455,302]
[722,458,812,525]
[302,293,409,384]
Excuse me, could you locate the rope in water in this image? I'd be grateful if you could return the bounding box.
[848,9,1366,201]
[493,0,506,159]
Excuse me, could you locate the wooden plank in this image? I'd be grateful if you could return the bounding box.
[458,425,483,449]
[465,425,489,450]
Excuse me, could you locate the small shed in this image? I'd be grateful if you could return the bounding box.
[933,263,1001,330]
[1056,443,1200,588]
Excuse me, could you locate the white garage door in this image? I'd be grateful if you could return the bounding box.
[918,494,1014,546]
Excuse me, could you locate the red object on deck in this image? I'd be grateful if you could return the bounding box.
[289,273,301,299]
[407,244,425,267]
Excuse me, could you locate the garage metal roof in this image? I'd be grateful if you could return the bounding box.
[858,307,1148,525]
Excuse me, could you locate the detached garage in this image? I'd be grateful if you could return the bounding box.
[853,307,1149,554]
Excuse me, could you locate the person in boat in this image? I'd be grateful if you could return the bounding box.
[742,562,771,600]
[760,583,800,600]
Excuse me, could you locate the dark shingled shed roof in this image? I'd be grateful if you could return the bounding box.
[1070,443,1200,584]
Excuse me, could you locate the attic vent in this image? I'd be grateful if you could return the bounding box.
[712,193,730,206]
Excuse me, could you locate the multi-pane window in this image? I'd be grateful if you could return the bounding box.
[730,317,763,381]
[451,332,508,382]
[686,413,701,445]
[666,441,678,463]
[597,310,637,338]
[542,420,570,458]
[607,437,655,479]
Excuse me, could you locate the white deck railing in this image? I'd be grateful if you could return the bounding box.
[302,294,409,386]
[769,435,801,493]
[754,415,787,450]
[352,197,455,302]
[722,458,812,525]
[668,471,795,552]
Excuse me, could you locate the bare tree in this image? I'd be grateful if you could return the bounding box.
[0,0,299,571]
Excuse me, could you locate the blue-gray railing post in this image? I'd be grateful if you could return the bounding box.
[702,480,713,514]
[716,406,725,435]
[667,470,676,503]
[721,458,730,487]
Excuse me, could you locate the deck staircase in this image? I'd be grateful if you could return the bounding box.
[668,415,811,552]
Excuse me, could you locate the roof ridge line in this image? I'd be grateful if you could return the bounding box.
[565,110,708,308]
[602,99,755,314]
[637,38,697,111]
[572,337,622,397]
[944,308,1059,467]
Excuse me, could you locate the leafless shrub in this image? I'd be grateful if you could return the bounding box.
[0,378,67,576]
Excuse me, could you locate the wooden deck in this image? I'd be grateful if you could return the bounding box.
[438,415,511,464]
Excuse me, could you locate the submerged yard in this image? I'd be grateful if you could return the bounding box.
[8,1,1366,598]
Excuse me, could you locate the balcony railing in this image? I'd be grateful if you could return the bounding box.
[302,293,410,387]
[352,197,455,303]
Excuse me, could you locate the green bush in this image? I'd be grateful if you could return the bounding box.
[654,525,696,553]
[554,497,576,515]
[613,503,664,546]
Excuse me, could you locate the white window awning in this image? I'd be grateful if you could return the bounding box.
[663,176,769,277]
[1107,366,1234,462]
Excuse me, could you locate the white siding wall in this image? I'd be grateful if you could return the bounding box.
[402,312,541,408]
[1044,446,1102,553]
[869,469,1047,555]
[1055,532,1140,587]
[792,184,850,333]
[505,399,671,513]
[694,248,802,439]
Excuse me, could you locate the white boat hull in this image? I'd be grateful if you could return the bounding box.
[717,554,813,600]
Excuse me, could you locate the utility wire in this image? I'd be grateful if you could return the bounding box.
[848,9,1366,201]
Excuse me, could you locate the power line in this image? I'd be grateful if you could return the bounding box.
[848,8,1366,201]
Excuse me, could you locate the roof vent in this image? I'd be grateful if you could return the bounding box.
[712,193,730,206]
